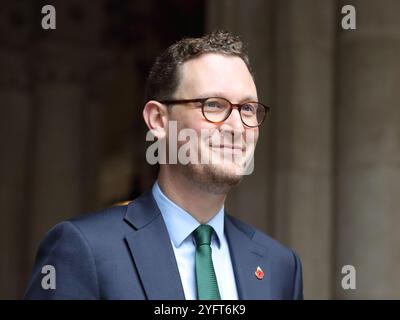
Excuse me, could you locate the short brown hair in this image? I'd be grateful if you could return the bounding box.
[145,30,252,102]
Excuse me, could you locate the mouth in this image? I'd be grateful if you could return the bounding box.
[209,144,246,154]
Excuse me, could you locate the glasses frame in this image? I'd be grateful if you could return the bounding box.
[159,97,270,128]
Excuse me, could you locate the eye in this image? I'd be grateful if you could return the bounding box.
[241,103,256,113]
[205,101,223,109]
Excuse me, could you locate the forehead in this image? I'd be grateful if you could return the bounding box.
[175,53,257,100]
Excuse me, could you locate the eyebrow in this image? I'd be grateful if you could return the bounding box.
[196,93,259,102]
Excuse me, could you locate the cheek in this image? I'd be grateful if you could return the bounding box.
[171,114,212,145]
[254,129,259,143]
[171,108,205,130]
[246,128,259,145]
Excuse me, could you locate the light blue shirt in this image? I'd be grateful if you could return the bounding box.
[152,182,239,300]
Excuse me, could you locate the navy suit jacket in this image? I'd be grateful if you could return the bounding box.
[24,191,303,299]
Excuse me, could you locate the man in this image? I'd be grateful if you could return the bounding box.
[25,31,303,300]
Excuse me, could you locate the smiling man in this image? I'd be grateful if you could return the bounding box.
[25,31,303,300]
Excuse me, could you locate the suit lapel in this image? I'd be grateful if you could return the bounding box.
[124,191,185,300]
[123,191,273,300]
[225,215,272,300]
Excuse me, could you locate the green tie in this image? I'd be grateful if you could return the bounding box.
[193,224,221,300]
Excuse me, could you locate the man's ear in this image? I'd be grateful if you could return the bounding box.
[143,100,168,139]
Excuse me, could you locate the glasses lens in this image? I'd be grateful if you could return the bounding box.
[240,103,266,127]
[202,97,231,122]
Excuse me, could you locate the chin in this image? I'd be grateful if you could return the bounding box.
[212,161,246,178]
[207,145,254,177]
[180,161,243,195]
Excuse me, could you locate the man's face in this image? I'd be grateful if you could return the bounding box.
[167,53,259,194]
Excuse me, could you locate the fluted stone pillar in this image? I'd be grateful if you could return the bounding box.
[335,0,400,299]
[206,0,275,234]
[27,0,105,265]
[29,48,85,258]
[273,0,336,299]
[208,0,336,299]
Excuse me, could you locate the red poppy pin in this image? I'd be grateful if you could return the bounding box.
[255,266,264,280]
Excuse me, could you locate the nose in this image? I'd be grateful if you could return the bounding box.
[221,107,245,132]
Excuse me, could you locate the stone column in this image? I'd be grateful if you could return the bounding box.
[29,46,85,253]
[27,0,105,265]
[208,0,336,299]
[206,0,275,234]
[335,0,400,299]
[272,0,336,299]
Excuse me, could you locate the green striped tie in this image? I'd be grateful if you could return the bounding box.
[193,224,221,300]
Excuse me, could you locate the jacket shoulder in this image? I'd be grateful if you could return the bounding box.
[68,204,127,230]
[226,214,299,258]
[65,204,131,250]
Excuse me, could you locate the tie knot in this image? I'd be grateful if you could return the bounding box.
[193,224,214,246]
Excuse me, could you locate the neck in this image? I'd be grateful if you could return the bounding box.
[157,166,226,224]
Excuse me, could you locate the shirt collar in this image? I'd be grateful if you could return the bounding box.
[152,181,224,249]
